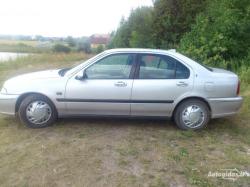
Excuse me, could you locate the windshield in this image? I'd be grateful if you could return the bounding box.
[64,51,107,77]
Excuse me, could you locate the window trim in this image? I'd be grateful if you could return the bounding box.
[84,53,137,80]
[134,53,190,80]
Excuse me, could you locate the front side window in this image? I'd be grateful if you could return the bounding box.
[138,54,190,79]
[85,54,134,79]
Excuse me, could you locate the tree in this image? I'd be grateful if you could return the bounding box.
[128,7,154,48]
[180,0,250,67]
[152,0,207,48]
[109,17,131,48]
[109,7,154,48]
[66,36,76,47]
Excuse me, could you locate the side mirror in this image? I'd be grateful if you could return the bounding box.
[75,70,87,81]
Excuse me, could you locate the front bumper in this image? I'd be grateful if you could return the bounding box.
[208,96,243,118]
[0,94,19,115]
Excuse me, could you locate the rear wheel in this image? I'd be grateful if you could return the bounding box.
[18,94,57,128]
[174,99,210,130]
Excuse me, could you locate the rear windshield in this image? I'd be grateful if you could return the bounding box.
[199,63,213,72]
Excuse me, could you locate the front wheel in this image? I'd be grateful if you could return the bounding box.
[18,94,57,128]
[174,99,210,130]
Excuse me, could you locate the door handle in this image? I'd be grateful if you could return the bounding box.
[114,81,127,87]
[176,81,188,87]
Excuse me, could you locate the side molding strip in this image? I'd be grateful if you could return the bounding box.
[56,98,174,104]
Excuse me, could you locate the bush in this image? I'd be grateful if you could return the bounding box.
[52,44,71,53]
[238,66,250,84]
[77,41,91,53]
[96,45,104,53]
[179,0,250,67]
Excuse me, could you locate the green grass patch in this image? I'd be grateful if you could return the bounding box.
[0,54,249,186]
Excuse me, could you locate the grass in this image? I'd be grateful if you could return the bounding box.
[0,39,51,53]
[0,54,249,186]
[0,39,38,46]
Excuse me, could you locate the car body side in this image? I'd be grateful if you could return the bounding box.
[0,49,243,119]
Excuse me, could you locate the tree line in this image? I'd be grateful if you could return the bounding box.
[108,0,250,73]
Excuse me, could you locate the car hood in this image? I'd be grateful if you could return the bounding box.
[3,70,62,93]
[8,70,60,82]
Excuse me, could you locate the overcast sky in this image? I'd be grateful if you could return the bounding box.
[0,0,153,37]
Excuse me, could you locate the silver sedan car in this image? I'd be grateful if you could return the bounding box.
[0,49,243,130]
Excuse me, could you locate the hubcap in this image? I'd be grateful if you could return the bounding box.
[26,101,52,125]
[181,105,205,128]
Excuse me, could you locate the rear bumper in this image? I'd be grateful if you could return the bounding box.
[0,94,19,115]
[208,96,243,118]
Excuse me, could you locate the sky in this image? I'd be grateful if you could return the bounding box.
[0,0,153,37]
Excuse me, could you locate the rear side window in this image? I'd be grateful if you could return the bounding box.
[176,61,190,79]
[138,54,190,79]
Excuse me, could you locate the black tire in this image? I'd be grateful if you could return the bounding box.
[174,99,210,130]
[18,94,57,128]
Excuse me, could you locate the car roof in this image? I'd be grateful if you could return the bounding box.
[103,48,210,74]
[104,48,176,54]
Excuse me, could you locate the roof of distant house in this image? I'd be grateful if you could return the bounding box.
[90,34,110,45]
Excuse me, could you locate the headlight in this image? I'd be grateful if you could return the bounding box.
[0,87,7,94]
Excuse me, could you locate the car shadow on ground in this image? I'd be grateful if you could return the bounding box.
[56,117,175,129]
[0,115,238,134]
[55,116,234,131]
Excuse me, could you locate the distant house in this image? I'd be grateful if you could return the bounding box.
[90,34,110,48]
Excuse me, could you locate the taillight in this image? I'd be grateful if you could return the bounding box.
[237,80,240,95]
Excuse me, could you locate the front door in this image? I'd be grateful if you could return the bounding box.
[131,53,193,117]
[64,53,136,116]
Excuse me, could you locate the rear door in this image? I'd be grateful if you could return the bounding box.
[131,53,193,116]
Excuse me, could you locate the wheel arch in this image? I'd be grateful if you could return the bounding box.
[15,92,57,113]
[172,96,212,117]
